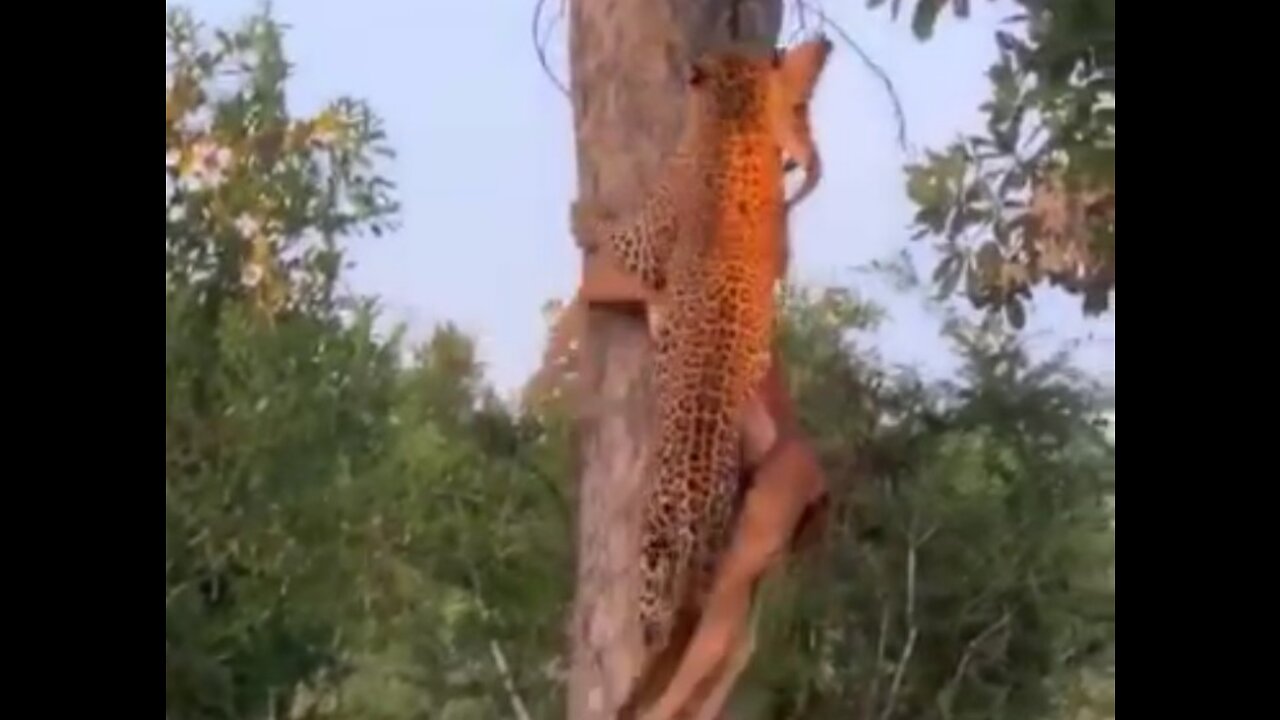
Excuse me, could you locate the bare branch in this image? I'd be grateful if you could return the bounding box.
[797,0,813,39]
[865,603,891,717]
[796,0,910,150]
[880,525,936,720]
[949,610,1013,690]
[937,610,1013,719]
[787,0,811,41]
[462,560,536,720]
[531,0,571,99]
[880,538,919,720]
[490,640,535,720]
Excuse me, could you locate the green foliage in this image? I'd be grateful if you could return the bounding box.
[736,290,1114,719]
[166,7,397,318]
[868,0,973,39]
[876,0,1116,321]
[165,8,569,718]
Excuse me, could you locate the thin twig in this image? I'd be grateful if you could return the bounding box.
[880,525,935,720]
[797,0,910,151]
[936,610,1012,719]
[531,0,570,99]
[879,536,919,720]
[788,0,812,42]
[467,565,537,720]
[948,610,1012,690]
[865,603,891,717]
[882,628,917,720]
[490,640,535,720]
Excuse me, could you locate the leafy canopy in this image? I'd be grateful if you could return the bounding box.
[874,0,1115,324]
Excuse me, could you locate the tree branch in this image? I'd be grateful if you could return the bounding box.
[953,610,1012,685]
[880,524,936,720]
[938,609,1012,718]
[795,0,910,150]
[531,0,570,98]
[464,563,535,720]
[489,640,535,720]
[865,603,891,717]
[879,543,918,720]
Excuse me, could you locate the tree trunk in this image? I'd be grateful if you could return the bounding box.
[565,2,783,718]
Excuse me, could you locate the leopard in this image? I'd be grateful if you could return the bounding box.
[636,345,831,720]
[571,36,833,670]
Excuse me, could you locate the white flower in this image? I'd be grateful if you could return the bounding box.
[181,139,233,192]
[309,110,346,149]
[241,263,264,288]
[166,148,181,169]
[180,107,213,136]
[234,213,261,240]
[311,126,339,147]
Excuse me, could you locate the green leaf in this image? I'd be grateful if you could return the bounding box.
[942,143,971,177]
[976,242,1002,280]
[965,254,984,301]
[1082,286,1110,316]
[912,0,948,40]
[1005,296,1027,329]
[934,254,963,299]
[996,30,1030,67]
[915,205,948,234]
[999,165,1029,196]
[905,165,937,205]
[946,200,971,241]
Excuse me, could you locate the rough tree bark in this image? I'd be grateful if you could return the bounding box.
[565,1,783,718]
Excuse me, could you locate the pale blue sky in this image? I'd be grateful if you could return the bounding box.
[175,0,1114,394]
